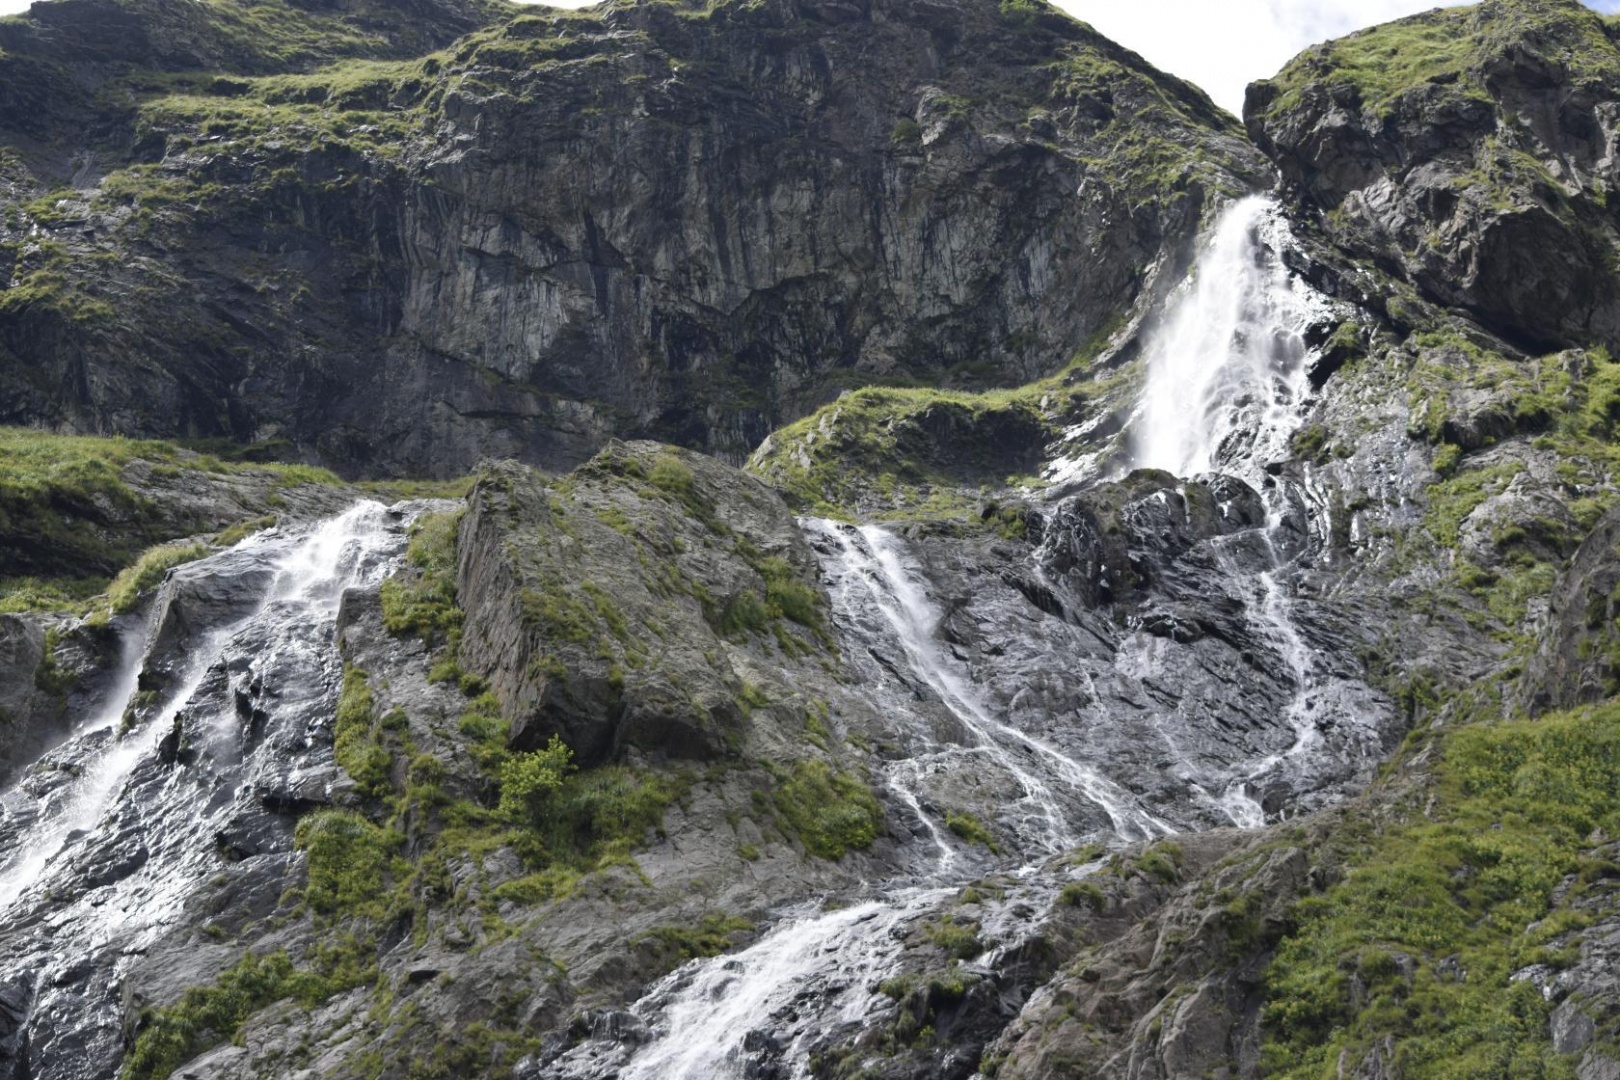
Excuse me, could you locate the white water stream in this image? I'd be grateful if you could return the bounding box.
[0,502,416,938]
[1131,195,1323,483]
[598,196,1356,1078]
[0,199,1374,1080]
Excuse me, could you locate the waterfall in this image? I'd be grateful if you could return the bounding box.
[1133,195,1323,482]
[809,521,1171,851]
[551,517,1164,1080]
[0,500,435,1074]
[547,198,1387,1080]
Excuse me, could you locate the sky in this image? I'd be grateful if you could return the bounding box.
[0,0,1619,114]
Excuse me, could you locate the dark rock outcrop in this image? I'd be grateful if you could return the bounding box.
[0,0,1267,476]
[1523,503,1620,712]
[456,441,827,764]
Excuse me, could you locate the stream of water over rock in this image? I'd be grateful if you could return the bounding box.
[0,501,438,1075]
[545,197,1391,1079]
[0,198,1394,1080]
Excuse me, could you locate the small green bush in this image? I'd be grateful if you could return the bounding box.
[333,665,391,798]
[379,511,463,640]
[945,811,998,851]
[1059,880,1106,912]
[498,737,574,825]
[293,809,402,919]
[924,916,983,960]
[773,760,883,859]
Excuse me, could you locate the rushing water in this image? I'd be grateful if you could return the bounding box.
[584,197,1379,1079]
[1131,195,1324,482]
[0,501,434,1075]
[0,199,1382,1079]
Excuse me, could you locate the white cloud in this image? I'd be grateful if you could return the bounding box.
[0,0,1616,115]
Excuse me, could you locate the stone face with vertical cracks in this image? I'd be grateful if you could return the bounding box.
[0,0,1268,476]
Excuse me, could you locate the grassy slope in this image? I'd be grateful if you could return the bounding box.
[1252,0,1620,121]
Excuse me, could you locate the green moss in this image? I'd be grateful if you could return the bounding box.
[1262,700,1620,1078]
[1255,0,1620,122]
[748,351,1135,521]
[333,665,392,799]
[107,543,210,613]
[923,915,984,960]
[122,948,370,1080]
[0,575,109,614]
[379,512,463,642]
[214,515,277,546]
[638,914,754,965]
[33,627,75,696]
[0,428,341,603]
[1059,880,1106,912]
[772,759,883,860]
[944,811,998,852]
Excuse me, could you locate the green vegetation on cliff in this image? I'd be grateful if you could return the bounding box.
[749,349,1135,520]
[1253,0,1620,121]
[0,427,342,613]
[1263,699,1620,1078]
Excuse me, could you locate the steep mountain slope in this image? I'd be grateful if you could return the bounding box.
[4,1,1620,1080]
[0,0,1263,476]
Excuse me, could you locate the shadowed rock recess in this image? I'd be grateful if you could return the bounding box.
[5,0,1620,1079]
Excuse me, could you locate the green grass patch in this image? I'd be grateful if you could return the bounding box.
[333,665,392,799]
[638,914,754,965]
[1253,1,1620,121]
[945,811,998,852]
[1262,700,1620,1078]
[122,946,372,1080]
[378,511,463,642]
[107,543,209,614]
[772,759,883,860]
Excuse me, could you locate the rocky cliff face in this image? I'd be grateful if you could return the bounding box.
[6,1,1620,1079]
[0,0,1263,477]
[1248,0,1620,355]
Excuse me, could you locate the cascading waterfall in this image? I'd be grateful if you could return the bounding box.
[568,516,1161,1080]
[811,521,1171,851]
[0,500,432,1073]
[1126,195,1370,826]
[1131,195,1323,483]
[578,196,1375,1080]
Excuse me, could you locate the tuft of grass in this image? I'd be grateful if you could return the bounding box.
[772,759,883,860]
[945,811,999,852]
[1059,880,1106,912]
[378,511,463,641]
[637,914,754,965]
[107,543,210,613]
[333,665,392,799]
[923,915,984,960]
[121,947,371,1080]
